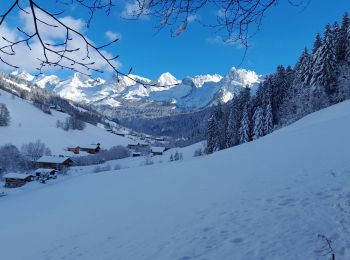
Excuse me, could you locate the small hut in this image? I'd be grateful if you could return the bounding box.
[80,143,100,154]
[3,173,34,188]
[151,147,166,156]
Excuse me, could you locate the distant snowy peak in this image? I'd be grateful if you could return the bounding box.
[70,72,105,87]
[153,72,180,87]
[11,70,35,82]
[224,67,261,87]
[34,75,61,89]
[192,74,223,88]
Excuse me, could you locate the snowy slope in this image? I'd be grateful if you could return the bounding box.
[1,100,350,259]
[0,90,130,155]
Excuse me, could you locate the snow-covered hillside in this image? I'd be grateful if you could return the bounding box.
[1,99,350,259]
[8,67,261,111]
[0,89,130,155]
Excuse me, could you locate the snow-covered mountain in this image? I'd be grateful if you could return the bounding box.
[11,70,35,82]
[10,67,262,112]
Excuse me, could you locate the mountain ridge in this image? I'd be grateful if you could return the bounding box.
[9,67,262,112]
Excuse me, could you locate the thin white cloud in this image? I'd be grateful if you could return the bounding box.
[105,31,122,41]
[121,0,149,19]
[206,35,245,49]
[187,14,198,23]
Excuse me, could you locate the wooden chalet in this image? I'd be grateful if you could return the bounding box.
[80,143,100,154]
[3,173,34,188]
[36,155,73,170]
[67,146,80,154]
[151,147,167,156]
[67,143,100,154]
[128,143,150,151]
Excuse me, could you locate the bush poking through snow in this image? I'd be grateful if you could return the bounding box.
[114,164,122,170]
[193,148,204,157]
[93,164,111,173]
[143,155,154,166]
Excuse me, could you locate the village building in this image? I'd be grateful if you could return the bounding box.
[151,147,167,156]
[3,173,34,188]
[67,146,80,154]
[80,143,100,154]
[132,152,141,157]
[36,155,73,171]
[67,143,100,154]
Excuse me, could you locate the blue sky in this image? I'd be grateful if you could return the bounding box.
[1,1,350,80]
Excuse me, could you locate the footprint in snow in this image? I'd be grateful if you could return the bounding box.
[230,237,244,244]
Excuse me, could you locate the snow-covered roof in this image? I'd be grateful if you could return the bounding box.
[3,173,33,179]
[35,168,55,174]
[151,147,166,153]
[37,156,71,164]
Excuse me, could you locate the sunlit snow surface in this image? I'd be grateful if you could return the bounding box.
[1,96,350,259]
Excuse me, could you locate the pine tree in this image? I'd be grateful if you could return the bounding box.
[206,115,218,153]
[264,103,273,135]
[0,103,10,126]
[312,33,323,55]
[226,108,238,147]
[294,48,311,85]
[252,106,264,140]
[346,26,350,62]
[309,84,329,111]
[311,24,338,98]
[214,103,227,150]
[337,12,350,61]
[238,105,250,144]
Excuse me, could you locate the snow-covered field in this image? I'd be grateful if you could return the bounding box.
[1,100,350,259]
[0,90,130,155]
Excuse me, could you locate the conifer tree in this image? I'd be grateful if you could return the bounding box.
[312,33,323,55]
[226,107,239,148]
[252,106,264,140]
[239,105,250,144]
[264,103,273,135]
[206,115,218,153]
[311,24,338,98]
[337,12,350,61]
[0,103,10,126]
[294,48,311,85]
[346,26,350,61]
